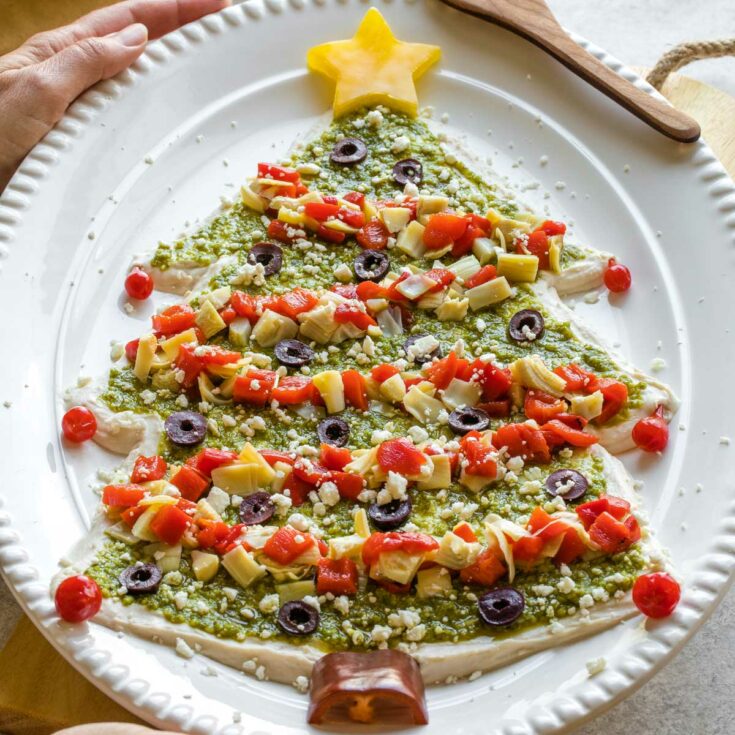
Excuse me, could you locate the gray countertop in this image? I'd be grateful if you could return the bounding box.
[2,0,734,732]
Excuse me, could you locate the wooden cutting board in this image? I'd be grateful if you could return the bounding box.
[0,0,115,55]
[0,8,734,731]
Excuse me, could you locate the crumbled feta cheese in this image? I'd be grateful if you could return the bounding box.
[139,389,156,405]
[175,637,195,659]
[532,584,555,597]
[391,135,411,154]
[377,471,408,505]
[586,657,607,676]
[579,593,594,609]
[366,110,384,127]
[371,625,393,642]
[333,263,353,282]
[557,576,575,594]
[259,594,280,614]
[371,429,393,445]
[271,493,292,516]
[293,675,309,693]
[406,624,426,642]
[650,357,666,373]
[318,481,340,507]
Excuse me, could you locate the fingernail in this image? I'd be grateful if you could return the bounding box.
[114,23,148,47]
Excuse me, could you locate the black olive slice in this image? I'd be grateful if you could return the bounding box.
[392,158,423,186]
[508,309,545,342]
[330,137,368,165]
[354,250,390,282]
[247,242,283,277]
[402,334,442,366]
[119,563,162,595]
[448,407,491,435]
[478,587,525,626]
[368,498,412,531]
[239,491,276,525]
[277,600,320,635]
[274,339,314,368]
[545,469,589,501]
[317,417,350,447]
[164,411,207,447]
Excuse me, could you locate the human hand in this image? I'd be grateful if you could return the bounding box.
[0,0,231,193]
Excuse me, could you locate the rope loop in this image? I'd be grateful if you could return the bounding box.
[647,38,735,90]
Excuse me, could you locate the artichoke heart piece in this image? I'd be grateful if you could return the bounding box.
[448,255,481,281]
[497,252,539,283]
[146,542,182,574]
[435,296,469,322]
[486,208,533,242]
[278,207,308,227]
[430,532,482,570]
[322,218,359,235]
[238,442,276,484]
[191,550,219,582]
[381,206,412,233]
[372,550,423,585]
[510,355,567,397]
[222,545,266,589]
[196,498,222,522]
[328,534,366,561]
[570,390,604,420]
[403,384,446,425]
[138,493,179,507]
[229,317,252,348]
[298,302,338,344]
[416,454,452,491]
[312,370,345,413]
[416,566,453,599]
[131,505,163,542]
[343,447,379,477]
[105,522,139,545]
[210,463,262,495]
[416,289,445,310]
[396,220,426,259]
[459,469,495,494]
[160,328,199,361]
[276,579,316,603]
[251,310,298,348]
[240,183,265,213]
[467,276,513,311]
[379,373,407,403]
[198,373,231,406]
[202,286,232,311]
[195,300,227,339]
[472,236,496,265]
[441,378,482,410]
[548,235,564,274]
[151,369,181,392]
[417,195,448,220]
[133,333,158,382]
[377,308,405,338]
[354,508,370,538]
[395,273,435,301]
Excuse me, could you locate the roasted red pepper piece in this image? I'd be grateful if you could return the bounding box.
[130,455,167,484]
[308,650,428,725]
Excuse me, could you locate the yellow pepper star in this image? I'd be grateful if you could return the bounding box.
[307,8,441,118]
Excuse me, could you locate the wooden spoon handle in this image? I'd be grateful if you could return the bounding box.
[524,26,701,142]
[443,0,701,143]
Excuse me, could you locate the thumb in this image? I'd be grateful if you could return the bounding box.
[24,22,148,123]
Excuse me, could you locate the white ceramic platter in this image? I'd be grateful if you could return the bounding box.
[2,0,735,732]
